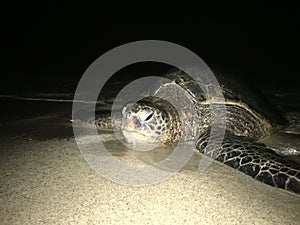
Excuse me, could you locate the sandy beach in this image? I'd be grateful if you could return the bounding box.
[0,99,299,225]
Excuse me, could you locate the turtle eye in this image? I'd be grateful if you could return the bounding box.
[139,109,154,122]
[144,111,154,121]
[126,112,132,119]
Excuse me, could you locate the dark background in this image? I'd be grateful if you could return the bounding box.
[2,6,300,96]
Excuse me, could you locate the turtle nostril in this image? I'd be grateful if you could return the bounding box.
[127,112,132,119]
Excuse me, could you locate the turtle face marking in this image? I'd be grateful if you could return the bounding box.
[121,103,169,144]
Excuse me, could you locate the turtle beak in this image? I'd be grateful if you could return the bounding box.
[121,116,152,143]
[121,116,139,130]
[121,115,151,136]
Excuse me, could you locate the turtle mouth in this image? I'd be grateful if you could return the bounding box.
[121,114,153,142]
[121,129,154,143]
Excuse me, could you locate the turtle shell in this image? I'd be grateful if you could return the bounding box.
[157,68,288,128]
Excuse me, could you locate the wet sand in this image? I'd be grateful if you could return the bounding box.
[0,99,300,224]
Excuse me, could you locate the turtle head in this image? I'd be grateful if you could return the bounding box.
[121,100,171,144]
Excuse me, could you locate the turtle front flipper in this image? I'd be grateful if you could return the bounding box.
[196,129,300,194]
[72,111,118,131]
[92,112,115,130]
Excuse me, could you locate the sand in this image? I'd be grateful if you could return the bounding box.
[0,100,299,224]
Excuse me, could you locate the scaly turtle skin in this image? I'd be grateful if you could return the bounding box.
[86,69,300,194]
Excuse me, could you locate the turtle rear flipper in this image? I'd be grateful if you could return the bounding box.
[196,129,300,194]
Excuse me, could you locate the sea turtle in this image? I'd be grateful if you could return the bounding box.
[77,68,300,194]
